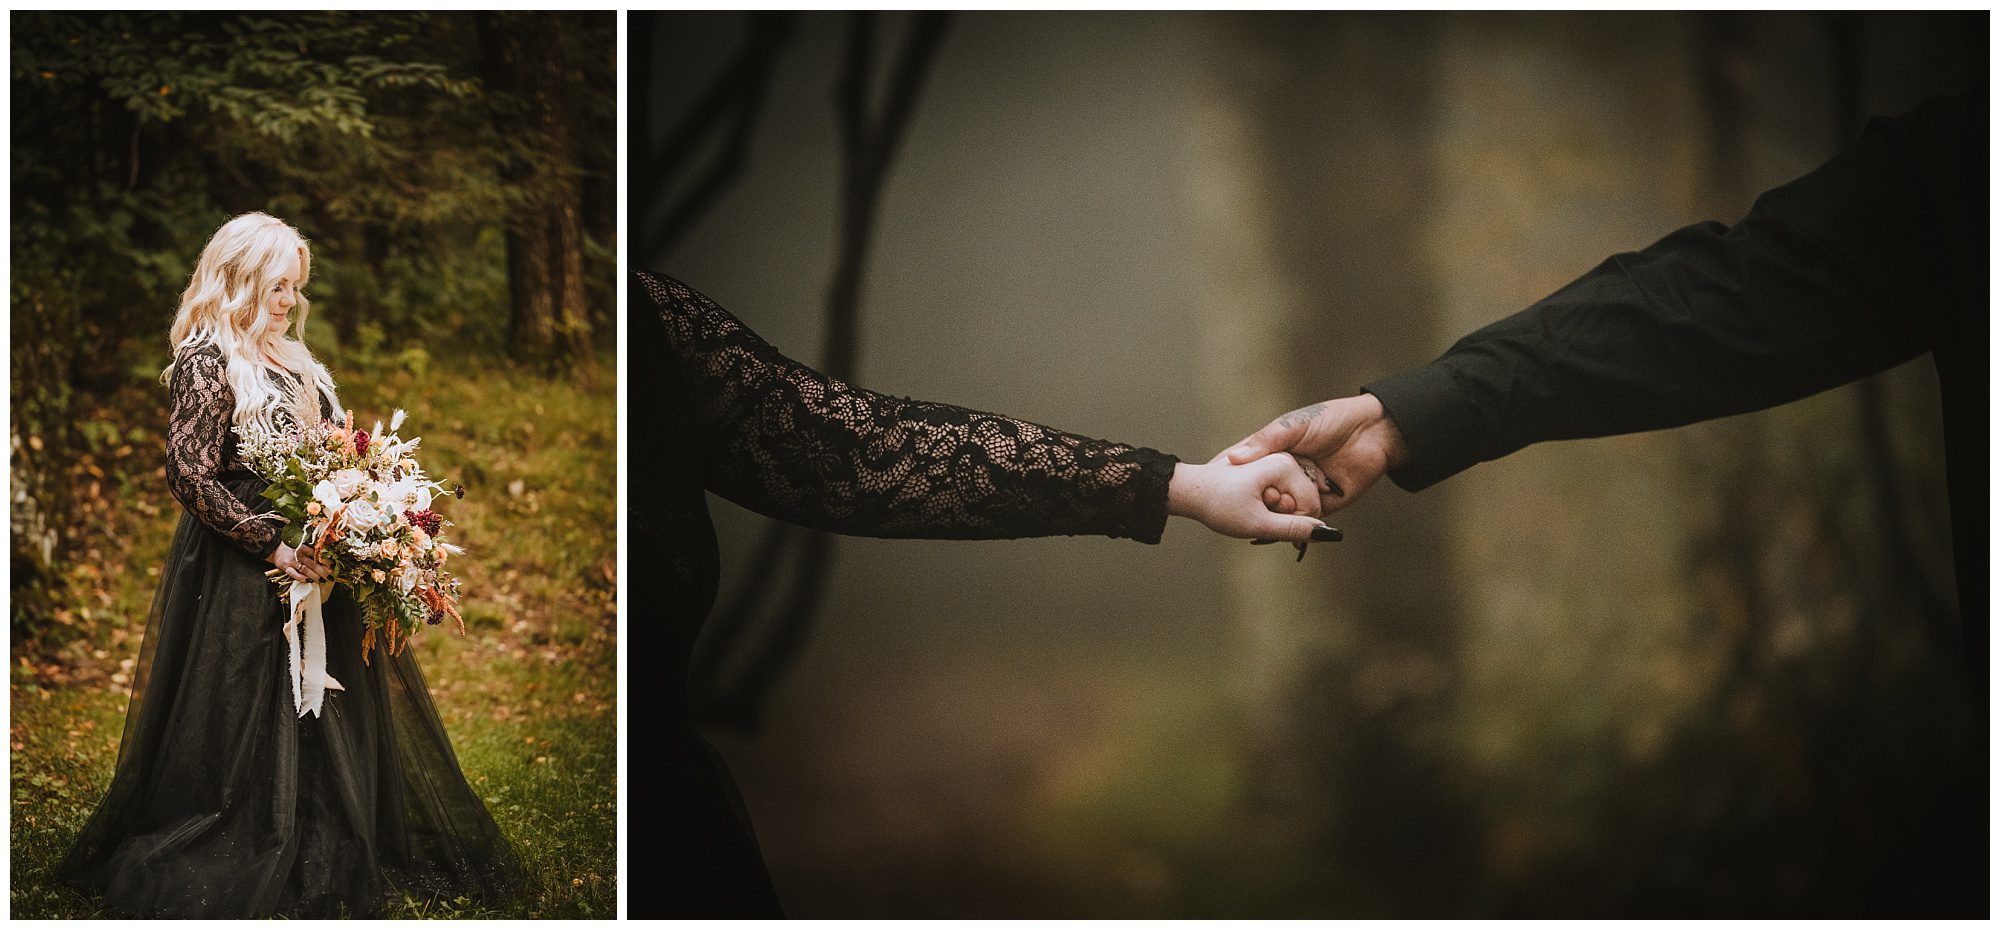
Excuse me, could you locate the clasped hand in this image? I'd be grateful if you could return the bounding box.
[270,541,332,583]
[1170,392,1412,545]
[1166,452,1335,544]
[1222,392,1410,516]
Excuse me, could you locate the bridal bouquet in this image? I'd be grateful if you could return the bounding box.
[238,410,466,697]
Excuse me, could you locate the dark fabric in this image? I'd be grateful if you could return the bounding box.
[1364,94,1980,495]
[632,269,1181,917]
[1363,94,1987,642]
[1364,93,1987,910]
[635,268,784,918]
[59,366,524,917]
[1363,92,1987,665]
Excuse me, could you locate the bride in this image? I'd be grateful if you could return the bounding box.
[57,213,523,917]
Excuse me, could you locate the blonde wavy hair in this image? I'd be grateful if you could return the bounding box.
[162,212,340,439]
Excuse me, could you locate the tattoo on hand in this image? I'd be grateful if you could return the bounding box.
[1277,403,1324,431]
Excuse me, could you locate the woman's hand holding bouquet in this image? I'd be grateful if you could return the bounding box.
[241,409,466,664]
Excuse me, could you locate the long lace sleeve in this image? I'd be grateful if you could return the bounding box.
[639,270,1178,544]
[166,347,284,559]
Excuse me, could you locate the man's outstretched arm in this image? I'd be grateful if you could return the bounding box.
[1230,94,1979,503]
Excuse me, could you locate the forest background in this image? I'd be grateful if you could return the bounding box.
[9,12,617,918]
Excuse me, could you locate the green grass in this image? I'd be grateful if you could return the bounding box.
[10,348,617,919]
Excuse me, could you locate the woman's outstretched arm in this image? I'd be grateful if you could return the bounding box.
[639,270,1328,544]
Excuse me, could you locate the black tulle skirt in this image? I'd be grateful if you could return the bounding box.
[56,474,524,917]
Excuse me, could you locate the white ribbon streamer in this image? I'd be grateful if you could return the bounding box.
[284,580,346,717]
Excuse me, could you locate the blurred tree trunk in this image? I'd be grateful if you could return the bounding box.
[1199,12,1475,912]
[482,13,591,364]
[325,218,382,346]
[507,217,558,357]
[544,13,592,359]
[583,60,618,337]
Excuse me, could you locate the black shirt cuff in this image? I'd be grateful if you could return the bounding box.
[1363,363,1491,494]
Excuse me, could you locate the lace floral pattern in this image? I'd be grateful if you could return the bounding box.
[639,270,1177,544]
[165,345,323,558]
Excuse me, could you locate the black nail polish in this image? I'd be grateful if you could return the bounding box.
[1295,543,1307,562]
[1326,480,1345,497]
[1311,526,1342,542]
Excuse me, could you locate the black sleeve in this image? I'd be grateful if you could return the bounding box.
[1365,94,1978,492]
[165,347,284,558]
[638,270,1179,543]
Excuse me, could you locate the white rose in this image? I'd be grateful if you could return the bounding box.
[329,468,368,500]
[312,480,343,514]
[344,498,386,532]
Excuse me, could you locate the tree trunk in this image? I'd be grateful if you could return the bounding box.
[507,217,557,358]
[480,13,573,363]
[540,15,591,358]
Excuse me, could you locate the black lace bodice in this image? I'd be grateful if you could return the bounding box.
[639,270,1178,544]
[164,345,320,559]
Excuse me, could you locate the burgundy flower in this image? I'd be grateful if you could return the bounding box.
[404,509,444,536]
[354,430,371,456]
